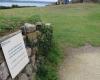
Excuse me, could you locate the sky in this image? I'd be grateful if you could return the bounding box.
[0,0,58,2]
[19,0,58,2]
[36,0,57,2]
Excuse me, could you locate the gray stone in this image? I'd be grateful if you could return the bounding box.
[32,47,38,55]
[36,22,43,30]
[29,73,36,80]
[36,22,42,26]
[36,31,41,37]
[26,48,32,57]
[7,77,12,80]
[33,63,37,71]
[27,32,37,41]
[0,50,4,64]
[0,62,9,80]
[33,39,38,44]
[45,23,51,27]
[22,35,26,40]
[18,73,29,80]
[24,23,36,32]
[31,55,36,67]
[25,64,33,77]
[21,23,36,34]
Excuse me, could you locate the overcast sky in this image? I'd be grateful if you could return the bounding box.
[19,0,58,2]
[35,0,57,1]
[37,0,57,1]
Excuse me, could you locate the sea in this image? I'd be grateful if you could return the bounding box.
[0,1,54,7]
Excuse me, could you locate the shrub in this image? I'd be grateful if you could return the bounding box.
[37,61,58,80]
[0,6,11,9]
[27,15,42,24]
[12,5,19,8]
[36,23,61,80]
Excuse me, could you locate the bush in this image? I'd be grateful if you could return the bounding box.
[27,15,42,24]
[37,61,58,80]
[12,5,19,8]
[0,6,12,9]
[36,23,61,80]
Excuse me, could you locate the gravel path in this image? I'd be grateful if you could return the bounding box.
[59,44,100,80]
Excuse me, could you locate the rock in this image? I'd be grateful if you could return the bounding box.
[36,31,41,37]
[25,64,33,77]
[45,23,52,31]
[18,73,29,80]
[36,22,43,26]
[22,35,26,40]
[36,22,43,31]
[0,50,4,64]
[21,23,36,35]
[27,32,37,41]
[26,48,32,57]
[33,63,37,71]
[32,47,38,55]
[45,23,51,27]
[0,62,9,80]
[33,39,38,44]
[31,55,36,67]
[7,77,12,80]
[32,39,38,48]
[29,73,36,80]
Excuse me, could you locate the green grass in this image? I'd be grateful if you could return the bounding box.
[0,3,100,46]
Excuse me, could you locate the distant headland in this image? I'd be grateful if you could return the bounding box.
[0,0,56,7]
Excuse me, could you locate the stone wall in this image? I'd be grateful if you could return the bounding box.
[0,22,49,80]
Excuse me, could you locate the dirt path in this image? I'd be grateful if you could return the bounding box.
[59,44,100,80]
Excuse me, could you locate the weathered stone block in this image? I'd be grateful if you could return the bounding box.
[36,22,43,26]
[32,47,38,55]
[29,73,36,80]
[25,32,37,47]
[36,22,43,31]
[21,23,36,35]
[0,50,4,64]
[0,62,9,80]
[31,55,36,67]
[18,73,29,80]
[36,31,41,37]
[22,35,26,40]
[33,39,38,44]
[45,23,51,27]
[27,32,37,41]
[26,47,32,57]
[25,64,33,77]
[7,77,12,80]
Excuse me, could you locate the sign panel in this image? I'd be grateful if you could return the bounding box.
[1,32,29,79]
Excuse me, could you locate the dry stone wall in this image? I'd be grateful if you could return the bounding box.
[0,22,50,80]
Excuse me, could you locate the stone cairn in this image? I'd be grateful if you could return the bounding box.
[0,22,51,80]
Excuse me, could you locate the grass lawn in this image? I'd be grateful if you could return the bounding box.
[0,3,100,47]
